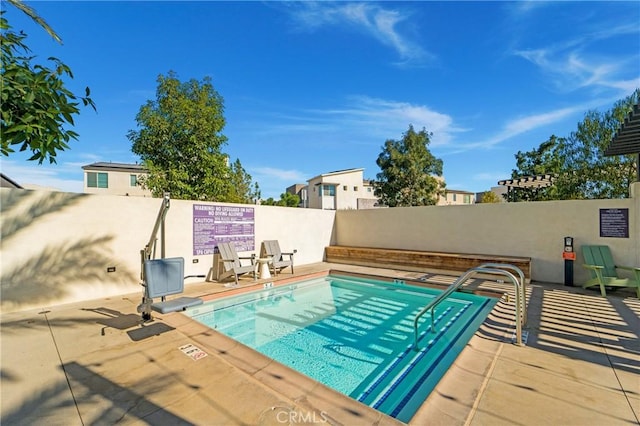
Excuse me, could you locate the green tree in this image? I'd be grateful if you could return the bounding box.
[480,191,501,203]
[1,10,95,164]
[508,135,564,201]
[280,192,300,207]
[510,91,638,201]
[128,71,259,202]
[374,125,445,207]
[227,159,260,204]
[260,192,300,207]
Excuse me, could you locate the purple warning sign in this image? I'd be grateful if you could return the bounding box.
[193,205,255,255]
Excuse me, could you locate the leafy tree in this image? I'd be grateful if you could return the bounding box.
[227,159,260,204]
[510,91,638,201]
[480,191,501,203]
[261,192,300,207]
[280,192,300,207]
[1,10,95,164]
[374,125,445,207]
[128,71,259,202]
[508,135,564,202]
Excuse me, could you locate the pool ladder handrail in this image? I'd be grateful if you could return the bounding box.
[478,262,527,327]
[413,265,525,350]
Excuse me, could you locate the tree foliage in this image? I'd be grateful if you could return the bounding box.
[510,91,639,201]
[261,192,300,207]
[479,191,501,203]
[0,11,95,164]
[374,125,445,207]
[128,71,259,202]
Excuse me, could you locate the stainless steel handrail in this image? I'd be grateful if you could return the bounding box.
[479,263,526,326]
[413,265,524,349]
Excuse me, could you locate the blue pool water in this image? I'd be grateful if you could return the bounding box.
[187,275,496,422]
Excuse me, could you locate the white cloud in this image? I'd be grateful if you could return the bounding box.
[1,160,83,193]
[513,23,639,96]
[473,172,506,182]
[252,96,460,148]
[251,167,308,182]
[326,96,458,146]
[285,2,432,66]
[453,104,592,152]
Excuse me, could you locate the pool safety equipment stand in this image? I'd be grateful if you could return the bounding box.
[563,236,575,286]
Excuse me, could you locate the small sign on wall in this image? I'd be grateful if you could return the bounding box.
[599,208,629,238]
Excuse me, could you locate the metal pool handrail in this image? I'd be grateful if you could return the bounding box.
[413,266,524,350]
[478,263,526,326]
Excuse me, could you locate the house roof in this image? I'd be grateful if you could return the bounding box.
[307,168,364,183]
[445,189,475,195]
[82,162,148,173]
[1,173,23,189]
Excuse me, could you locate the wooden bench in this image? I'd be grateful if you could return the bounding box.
[325,245,531,282]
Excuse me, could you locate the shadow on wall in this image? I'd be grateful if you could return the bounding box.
[0,190,137,308]
[1,190,84,240]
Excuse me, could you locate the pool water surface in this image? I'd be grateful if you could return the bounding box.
[187,275,496,422]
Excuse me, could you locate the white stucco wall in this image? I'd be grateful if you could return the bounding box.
[0,189,336,313]
[2,183,637,313]
[335,184,639,285]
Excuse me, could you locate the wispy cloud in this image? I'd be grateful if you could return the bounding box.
[284,2,432,66]
[1,160,83,193]
[513,22,640,95]
[252,96,460,148]
[251,167,308,182]
[473,172,506,183]
[322,96,460,146]
[453,101,610,153]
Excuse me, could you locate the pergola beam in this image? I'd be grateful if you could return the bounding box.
[604,102,639,181]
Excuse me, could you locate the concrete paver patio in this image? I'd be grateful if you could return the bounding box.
[1,263,638,425]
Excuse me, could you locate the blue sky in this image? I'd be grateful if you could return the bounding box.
[2,1,639,199]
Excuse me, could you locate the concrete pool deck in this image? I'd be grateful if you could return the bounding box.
[1,262,638,425]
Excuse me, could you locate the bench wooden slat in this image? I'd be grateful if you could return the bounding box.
[325,246,531,281]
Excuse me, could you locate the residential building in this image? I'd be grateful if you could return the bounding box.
[438,189,476,205]
[1,173,23,189]
[286,184,309,208]
[306,168,379,210]
[82,162,151,197]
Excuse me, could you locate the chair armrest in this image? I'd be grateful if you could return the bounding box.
[582,264,603,270]
[281,249,297,259]
[615,265,640,281]
[239,255,256,264]
[615,265,640,272]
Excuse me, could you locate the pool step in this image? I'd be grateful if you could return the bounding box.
[353,304,465,403]
[365,298,494,420]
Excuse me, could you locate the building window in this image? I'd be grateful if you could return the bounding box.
[322,185,335,196]
[464,194,471,204]
[367,187,372,192]
[130,174,138,187]
[453,193,457,202]
[87,172,108,188]
[354,186,358,191]
[343,185,348,191]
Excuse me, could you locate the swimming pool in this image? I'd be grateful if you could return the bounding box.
[187,274,497,422]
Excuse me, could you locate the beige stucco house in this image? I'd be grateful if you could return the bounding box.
[438,189,476,205]
[305,168,380,210]
[82,162,151,197]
